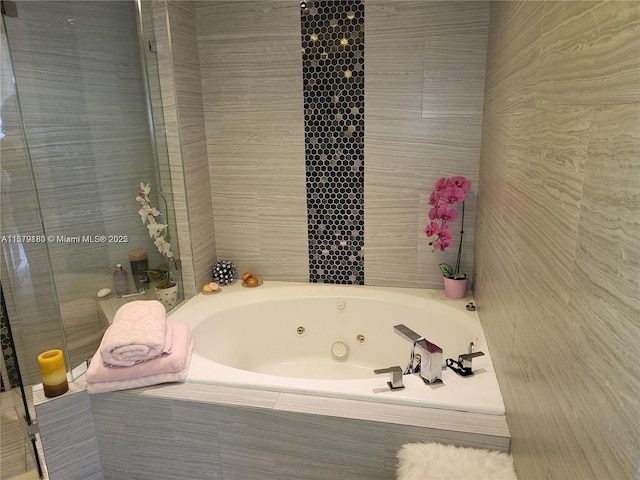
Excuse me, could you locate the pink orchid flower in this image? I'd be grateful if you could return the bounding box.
[451,176,471,192]
[434,177,451,191]
[425,221,439,237]
[433,237,453,251]
[442,186,466,204]
[437,224,453,239]
[424,175,472,274]
[429,203,449,220]
[441,205,458,223]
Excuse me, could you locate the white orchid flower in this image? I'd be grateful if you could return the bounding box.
[138,205,160,224]
[147,222,168,238]
[135,183,152,203]
[136,183,176,272]
[154,236,174,258]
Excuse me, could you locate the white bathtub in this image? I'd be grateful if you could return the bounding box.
[169,281,505,416]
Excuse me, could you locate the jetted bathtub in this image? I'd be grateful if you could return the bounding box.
[36,281,510,479]
[169,281,505,416]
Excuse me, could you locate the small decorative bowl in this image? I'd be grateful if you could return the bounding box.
[202,282,222,295]
[202,288,222,295]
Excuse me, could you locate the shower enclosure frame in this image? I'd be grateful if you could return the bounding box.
[1,2,182,476]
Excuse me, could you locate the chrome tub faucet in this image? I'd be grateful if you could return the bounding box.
[393,324,443,384]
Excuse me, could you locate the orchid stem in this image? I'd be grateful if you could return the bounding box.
[157,191,174,281]
[158,191,170,244]
[455,201,464,275]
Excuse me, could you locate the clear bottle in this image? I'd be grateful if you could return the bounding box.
[113,264,129,298]
[128,249,149,293]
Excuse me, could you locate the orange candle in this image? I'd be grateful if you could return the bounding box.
[37,349,69,398]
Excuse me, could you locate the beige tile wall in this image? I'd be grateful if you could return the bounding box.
[195,1,309,282]
[365,1,489,288]
[475,2,640,478]
[176,0,489,287]
[152,1,217,297]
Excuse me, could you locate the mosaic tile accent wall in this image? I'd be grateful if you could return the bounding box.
[301,0,365,284]
[0,285,19,390]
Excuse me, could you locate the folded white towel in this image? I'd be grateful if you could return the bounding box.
[99,300,171,367]
[87,322,192,394]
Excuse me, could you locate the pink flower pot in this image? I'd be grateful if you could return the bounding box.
[443,277,468,299]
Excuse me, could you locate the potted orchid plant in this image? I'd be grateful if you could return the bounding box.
[135,183,178,308]
[425,176,471,298]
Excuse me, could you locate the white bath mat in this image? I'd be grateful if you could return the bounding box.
[396,442,517,480]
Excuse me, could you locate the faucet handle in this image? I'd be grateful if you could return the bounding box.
[458,351,484,365]
[374,366,404,390]
[446,351,485,377]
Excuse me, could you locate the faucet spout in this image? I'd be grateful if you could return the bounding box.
[393,324,443,384]
[416,339,443,384]
[394,324,424,374]
[393,324,423,343]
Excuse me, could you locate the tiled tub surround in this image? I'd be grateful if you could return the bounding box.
[35,373,509,480]
[33,283,509,479]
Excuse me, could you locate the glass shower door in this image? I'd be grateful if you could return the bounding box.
[1,0,182,384]
[1,285,44,479]
[1,1,180,477]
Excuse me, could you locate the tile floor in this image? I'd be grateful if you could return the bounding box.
[1,388,47,479]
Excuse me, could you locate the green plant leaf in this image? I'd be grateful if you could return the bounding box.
[439,263,455,278]
[147,267,171,284]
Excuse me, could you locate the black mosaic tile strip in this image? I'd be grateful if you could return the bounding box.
[301,0,365,285]
[0,284,20,389]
